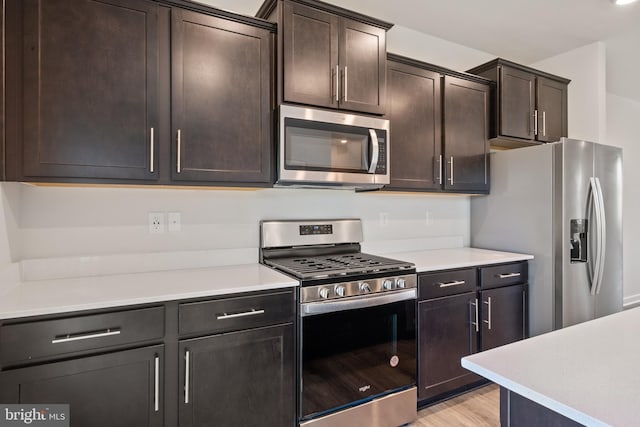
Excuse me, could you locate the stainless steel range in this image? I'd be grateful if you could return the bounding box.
[260,219,417,427]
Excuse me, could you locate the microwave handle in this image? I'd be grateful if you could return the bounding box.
[368,129,379,173]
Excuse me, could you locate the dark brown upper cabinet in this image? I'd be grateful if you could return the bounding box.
[467,58,569,149]
[171,9,272,184]
[5,0,275,187]
[385,55,490,194]
[5,0,160,182]
[257,0,392,115]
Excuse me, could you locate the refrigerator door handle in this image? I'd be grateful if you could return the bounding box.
[594,177,607,295]
[589,177,603,296]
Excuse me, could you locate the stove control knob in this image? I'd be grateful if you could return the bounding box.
[395,278,406,289]
[334,285,346,297]
[359,282,372,293]
[383,279,394,290]
[318,288,331,299]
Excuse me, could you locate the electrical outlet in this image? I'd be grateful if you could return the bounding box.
[425,210,432,226]
[168,212,181,232]
[148,212,165,234]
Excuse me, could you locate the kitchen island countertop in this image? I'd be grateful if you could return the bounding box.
[462,307,640,427]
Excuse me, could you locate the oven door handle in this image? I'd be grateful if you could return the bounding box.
[301,289,416,317]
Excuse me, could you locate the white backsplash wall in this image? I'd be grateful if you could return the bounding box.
[1,183,469,274]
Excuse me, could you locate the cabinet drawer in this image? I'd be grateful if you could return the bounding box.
[179,290,294,337]
[419,269,477,300]
[0,306,164,366]
[480,262,528,289]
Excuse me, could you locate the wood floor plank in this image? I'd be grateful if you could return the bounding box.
[411,384,500,427]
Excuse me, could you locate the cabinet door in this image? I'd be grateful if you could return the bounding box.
[386,61,441,191]
[179,324,294,427]
[282,1,338,109]
[172,9,272,184]
[536,76,568,143]
[480,284,527,351]
[418,293,480,401]
[499,66,535,140]
[339,18,386,114]
[11,0,159,181]
[0,345,164,427]
[443,76,490,193]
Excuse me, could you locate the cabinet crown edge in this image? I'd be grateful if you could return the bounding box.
[467,58,571,84]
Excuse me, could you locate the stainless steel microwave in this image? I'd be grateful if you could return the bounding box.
[277,105,390,189]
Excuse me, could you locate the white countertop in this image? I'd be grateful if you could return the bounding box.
[0,247,532,320]
[387,247,533,272]
[462,307,640,427]
[0,264,298,320]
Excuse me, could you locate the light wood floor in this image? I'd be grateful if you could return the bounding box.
[410,384,500,427]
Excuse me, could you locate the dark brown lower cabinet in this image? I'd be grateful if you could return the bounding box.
[179,324,294,427]
[418,262,528,405]
[418,292,479,401]
[0,345,164,427]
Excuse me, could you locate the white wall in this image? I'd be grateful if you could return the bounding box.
[0,183,469,279]
[530,42,607,144]
[607,93,640,305]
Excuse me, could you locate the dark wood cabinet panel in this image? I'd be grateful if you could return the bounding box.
[10,0,159,181]
[386,61,441,190]
[536,76,568,143]
[179,324,295,427]
[274,0,390,114]
[443,76,490,193]
[500,67,535,140]
[339,18,386,114]
[282,1,338,109]
[0,345,164,427]
[171,9,272,184]
[418,293,479,401]
[468,58,569,148]
[480,284,527,351]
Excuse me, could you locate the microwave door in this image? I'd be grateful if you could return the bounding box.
[367,129,379,173]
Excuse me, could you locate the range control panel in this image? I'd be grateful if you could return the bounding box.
[299,224,333,236]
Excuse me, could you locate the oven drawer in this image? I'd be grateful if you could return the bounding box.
[480,262,528,290]
[179,290,294,337]
[418,269,477,300]
[0,306,164,366]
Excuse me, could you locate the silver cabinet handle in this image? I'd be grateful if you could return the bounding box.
[484,297,492,330]
[534,110,538,136]
[344,66,348,102]
[498,272,521,279]
[448,156,454,185]
[51,328,121,344]
[184,350,190,404]
[176,129,182,173]
[150,127,155,173]
[470,299,479,332]
[335,65,339,102]
[542,111,546,136]
[437,280,465,288]
[154,356,160,412]
[367,129,379,173]
[216,309,265,320]
[437,155,442,185]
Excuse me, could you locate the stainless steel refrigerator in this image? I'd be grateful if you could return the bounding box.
[471,138,623,336]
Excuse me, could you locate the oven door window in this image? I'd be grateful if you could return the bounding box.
[300,299,416,420]
[284,118,372,173]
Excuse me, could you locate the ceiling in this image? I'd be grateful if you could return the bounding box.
[197,0,640,101]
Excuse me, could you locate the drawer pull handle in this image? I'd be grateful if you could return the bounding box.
[51,328,121,344]
[498,272,521,279]
[217,309,265,320]
[438,280,466,288]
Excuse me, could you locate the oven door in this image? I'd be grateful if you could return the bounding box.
[299,290,416,421]
[278,105,389,187]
